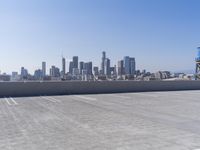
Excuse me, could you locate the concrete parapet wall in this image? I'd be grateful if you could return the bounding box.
[0,80,200,97]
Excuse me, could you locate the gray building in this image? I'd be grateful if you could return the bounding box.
[72,68,80,76]
[118,60,124,76]
[69,61,73,74]
[21,67,28,79]
[104,58,111,76]
[83,62,93,76]
[124,56,136,75]
[62,57,66,75]
[93,66,99,76]
[50,66,60,77]
[73,56,78,69]
[0,74,11,81]
[34,69,43,80]
[101,51,106,75]
[42,62,46,77]
[124,56,130,75]
[129,57,136,75]
[79,61,84,75]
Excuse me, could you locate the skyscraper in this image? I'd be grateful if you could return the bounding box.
[21,67,28,79]
[129,57,136,75]
[124,56,130,75]
[73,56,78,69]
[50,66,60,77]
[101,51,106,75]
[124,56,136,75]
[83,62,93,75]
[118,60,124,76]
[104,58,111,76]
[69,61,73,74]
[93,67,99,76]
[62,57,66,75]
[87,62,93,75]
[34,69,43,80]
[79,61,84,75]
[42,62,46,77]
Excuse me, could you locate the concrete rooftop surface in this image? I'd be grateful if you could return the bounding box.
[1,91,200,150]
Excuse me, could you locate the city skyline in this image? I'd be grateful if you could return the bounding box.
[1,0,200,74]
[0,50,196,75]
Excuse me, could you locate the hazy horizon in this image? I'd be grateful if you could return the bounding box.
[0,0,199,74]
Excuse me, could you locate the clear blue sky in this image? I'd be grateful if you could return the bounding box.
[0,0,199,74]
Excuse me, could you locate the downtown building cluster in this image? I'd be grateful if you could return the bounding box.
[48,51,137,81]
[4,51,138,81]
[0,51,195,81]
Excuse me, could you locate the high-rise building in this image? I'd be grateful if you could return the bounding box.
[93,67,99,76]
[73,56,78,69]
[69,61,73,74]
[110,65,117,76]
[118,60,124,76]
[62,57,66,75]
[34,69,43,80]
[124,56,136,75]
[114,65,117,76]
[50,66,60,77]
[124,56,130,75]
[42,62,46,77]
[88,62,93,75]
[129,57,136,75]
[101,51,106,75]
[83,62,93,75]
[104,58,111,76]
[11,72,20,81]
[72,68,80,76]
[21,67,28,78]
[79,61,84,75]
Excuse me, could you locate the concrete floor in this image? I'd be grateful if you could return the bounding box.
[1,91,200,150]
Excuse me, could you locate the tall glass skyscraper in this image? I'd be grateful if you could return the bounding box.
[124,56,130,75]
[73,56,78,69]
[104,58,111,76]
[124,56,136,75]
[101,51,106,75]
[42,62,46,77]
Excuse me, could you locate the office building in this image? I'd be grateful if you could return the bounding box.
[104,58,111,76]
[11,72,20,81]
[101,51,106,75]
[118,60,124,76]
[124,56,130,75]
[129,57,136,75]
[79,61,84,75]
[42,62,46,77]
[72,68,79,76]
[83,62,93,75]
[93,67,99,76]
[21,67,28,79]
[73,56,78,69]
[124,56,136,75]
[62,57,66,75]
[34,69,43,80]
[50,66,60,77]
[110,65,117,76]
[69,61,73,74]
[0,74,11,81]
